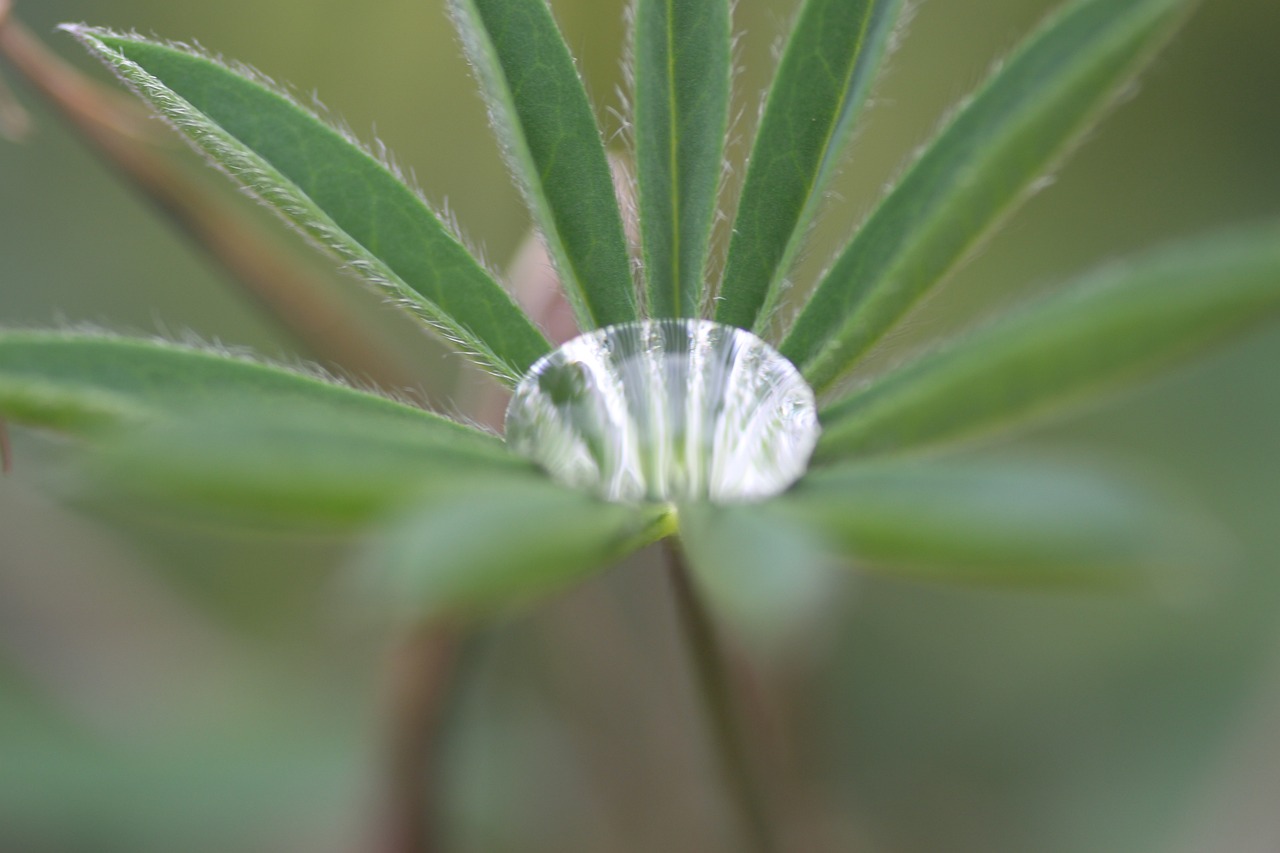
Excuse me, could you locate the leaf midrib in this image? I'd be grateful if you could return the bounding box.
[753,1,881,331]
[795,0,1189,391]
[665,0,682,317]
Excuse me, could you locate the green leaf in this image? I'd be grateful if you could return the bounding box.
[0,689,363,851]
[782,0,1198,391]
[77,409,535,528]
[817,224,1280,462]
[678,503,840,655]
[715,0,903,331]
[632,0,731,318]
[360,483,673,620]
[449,0,636,330]
[65,27,548,383]
[0,331,503,454]
[773,458,1223,589]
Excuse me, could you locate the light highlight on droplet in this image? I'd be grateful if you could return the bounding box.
[504,319,819,503]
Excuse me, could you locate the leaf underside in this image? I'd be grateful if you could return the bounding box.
[816,224,1280,462]
[67,27,549,383]
[0,331,490,440]
[678,502,839,651]
[632,0,731,318]
[449,0,637,331]
[771,458,1220,589]
[362,484,673,620]
[0,332,545,528]
[716,0,903,333]
[79,410,538,528]
[783,0,1198,391]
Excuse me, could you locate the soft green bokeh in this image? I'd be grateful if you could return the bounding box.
[2,1,1279,851]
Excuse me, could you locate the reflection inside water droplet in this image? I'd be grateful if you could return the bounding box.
[504,320,819,504]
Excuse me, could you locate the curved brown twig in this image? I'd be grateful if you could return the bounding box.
[0,4,418,393]
[0,0,30,140]
[0,419,12,474]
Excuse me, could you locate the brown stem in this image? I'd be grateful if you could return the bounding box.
[0,5,417,393]
[0,83,27,141]
[375,623,460,853]
[0,418,11,474]
[664,539,779,853]
[0,44,30,141]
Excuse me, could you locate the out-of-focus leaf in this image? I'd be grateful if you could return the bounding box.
[678,503,841,655]
[782,0,1197,391]
[716,0,902,332]
[77,409,537,529]
[817,225,1280,462]
[772,458,1224,589]
[361,482,673,620]
[65,27,548,382]
[0,692,363,853]
[449,0,636,330]
[0,331,501,453]
[632,0,730,318]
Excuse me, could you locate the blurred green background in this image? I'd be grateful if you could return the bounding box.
[2,0,1279,850]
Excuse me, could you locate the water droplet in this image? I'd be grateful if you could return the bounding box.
[504,320,820,503]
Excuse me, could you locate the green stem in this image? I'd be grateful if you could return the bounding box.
[663,538,778,853]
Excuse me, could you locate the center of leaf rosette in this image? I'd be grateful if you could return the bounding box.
[504,319,820,503]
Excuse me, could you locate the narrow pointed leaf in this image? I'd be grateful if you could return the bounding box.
[679,503,839,654]
[817,225,1280,462]
[632,0,730,317]
[361,483,673,620]
[2,16,417,389]
[0,331,505,457]
[773,459,1223,589]
[77,410,536,528]
[66,27,548,382]
[449,0,636,329]
[1,15,415,389]
[716,0,903,331]
[783,0,1198,391]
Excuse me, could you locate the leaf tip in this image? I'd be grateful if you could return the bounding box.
[56,22,105,45]
[57,23,131,65]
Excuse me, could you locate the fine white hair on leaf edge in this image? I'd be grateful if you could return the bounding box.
[59,23,527,386]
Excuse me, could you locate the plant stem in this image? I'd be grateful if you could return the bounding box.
[377,623,459,853]
[0,418,11,474]
[663,538,778,853]
[0,3,29,144]
[0,6,418,393]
